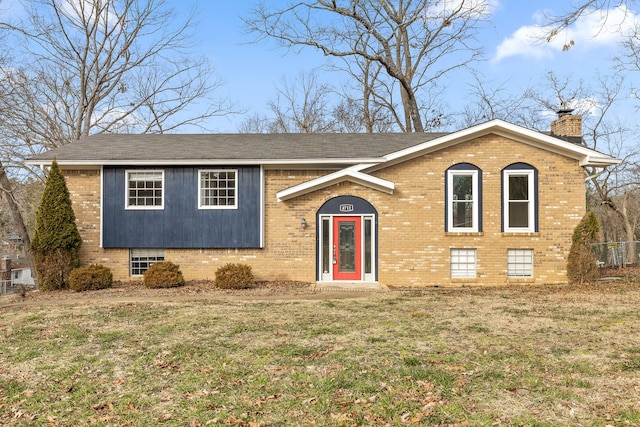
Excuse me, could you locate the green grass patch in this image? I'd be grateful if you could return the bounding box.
[2,284,640,425]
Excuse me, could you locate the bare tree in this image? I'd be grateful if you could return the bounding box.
[466,70,639,259]
[540,0,640,57]
[0,164,34,271]
[239,68,399,134]
[245,0,490,133]
[239,71,338,133]
[461,73,543,129]
[0,0,235,275]
[543,1,637,38]
[1,0,232,151]
[544,72,640,259]
[237,112,274,134]
[268,71,336,133]
[556,72,640,260]
[330,55,395,133]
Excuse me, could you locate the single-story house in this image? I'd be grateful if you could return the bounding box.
[1,255,35,294]
[27,113,620,288]
[10,264,34,287]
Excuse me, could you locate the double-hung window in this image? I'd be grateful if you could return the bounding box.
[503,164,537,232]
[446,164,481,232]
[199,169,237,209]
[126,170,164,209]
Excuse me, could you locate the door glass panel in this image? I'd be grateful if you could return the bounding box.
[339,222,356,272]
[322,218,330,274]
[364,218,372,274]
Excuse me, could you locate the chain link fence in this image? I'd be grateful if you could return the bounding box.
[592,241,640,268]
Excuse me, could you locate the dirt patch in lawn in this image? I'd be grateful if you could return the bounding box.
[2,270,639,307]
[0,279,384,307]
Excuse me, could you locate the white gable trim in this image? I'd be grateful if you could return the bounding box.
[365,119,620,172]
[276,119,621,201]
[277,167,394,202]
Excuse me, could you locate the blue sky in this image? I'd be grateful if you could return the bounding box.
[188,0,637,132]
[4,0,637,133]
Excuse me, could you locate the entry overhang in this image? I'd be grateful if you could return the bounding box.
[276,169,394,202]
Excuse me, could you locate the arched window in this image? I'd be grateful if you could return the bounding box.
[445,163,482,232]
[502,163,538,232]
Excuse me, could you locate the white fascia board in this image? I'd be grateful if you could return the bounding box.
[490,127,621,166]
[277,169,394,202]
[365,119,620,172]
[25,158,384,168]
[381,120,506,163]
[579,155,622,167]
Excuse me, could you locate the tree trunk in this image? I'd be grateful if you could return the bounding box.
[0,161,35,278]
[621,192,637,265]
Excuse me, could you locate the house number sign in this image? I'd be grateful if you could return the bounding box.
[339,204,354,212]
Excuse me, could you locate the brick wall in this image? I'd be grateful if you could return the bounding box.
[370,135,585,286]
[64,133,585,287]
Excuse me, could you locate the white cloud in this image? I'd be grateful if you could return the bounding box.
[494,5,639,62]
[59,0,121,33]
[493,24,552,61]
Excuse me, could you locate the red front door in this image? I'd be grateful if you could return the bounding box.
[333,216,361,280]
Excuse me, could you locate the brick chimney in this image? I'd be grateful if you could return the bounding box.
[550,109,582,139]
[1,257,11,283]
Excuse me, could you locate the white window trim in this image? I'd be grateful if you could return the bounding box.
[447,169,479,232]
[125,170,164,210]
[198,169,238,210]
[503,169,535,232]
[507,248,534,278]
[450,248,477,278]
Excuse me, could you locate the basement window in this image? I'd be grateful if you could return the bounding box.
[507,249,533,278]
[130,249,165,276]
[450,248,477,278]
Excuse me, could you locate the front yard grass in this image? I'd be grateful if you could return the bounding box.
[1,282,640,426]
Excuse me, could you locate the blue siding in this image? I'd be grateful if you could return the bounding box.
[102,166,262,248]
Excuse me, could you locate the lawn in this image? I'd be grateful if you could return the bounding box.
[1,281,640,426]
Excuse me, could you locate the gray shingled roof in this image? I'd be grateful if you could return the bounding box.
[28,133,449,164]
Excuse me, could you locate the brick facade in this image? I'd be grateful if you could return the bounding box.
[63,132,585,287]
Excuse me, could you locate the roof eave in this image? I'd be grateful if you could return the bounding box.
[277,170,394,202]
[25,157,386,168]
[362,120,622,173]
[579,156,622,167]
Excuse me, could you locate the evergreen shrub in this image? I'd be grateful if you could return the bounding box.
[567,211,600,284]
[69,264,113,292]
[31,160,82,291]
[143,261,185,288]
[215,263,254,289]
